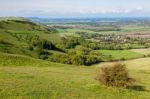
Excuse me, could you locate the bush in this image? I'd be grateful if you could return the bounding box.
[48,54,70,64]
[39,50,51,60]
[96,63,135,88]
[61,36,80,49]
[85,54,101,65]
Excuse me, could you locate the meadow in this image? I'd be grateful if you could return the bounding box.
[0,52,150,99]
[95,50,144,61]
[131,48,150,56]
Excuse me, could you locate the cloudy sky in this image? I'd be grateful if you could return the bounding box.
[0,0,150,18]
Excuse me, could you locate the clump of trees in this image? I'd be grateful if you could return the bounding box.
[69,47,102,65]
[61,36,81,49]
[27,35,58,59]
[39,50,52,60]
[48,47,102,65]
[48,54,70,64]
[96,63,135,88]
[29,35,56,50]
[47,27,58,33]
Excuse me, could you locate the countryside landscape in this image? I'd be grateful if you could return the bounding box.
[1,0,150,99]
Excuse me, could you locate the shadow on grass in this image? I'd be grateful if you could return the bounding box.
[127,85,148,92]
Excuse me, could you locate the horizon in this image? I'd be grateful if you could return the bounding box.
[1,0,150,18]
[2,16,150,19]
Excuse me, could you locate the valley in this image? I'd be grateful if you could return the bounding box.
[1,17,150,98]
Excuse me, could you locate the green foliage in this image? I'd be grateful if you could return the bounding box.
[68,50,86,65]
[85,53,101,65]
[48,47,102,65]
[96,63,135,88]
[47,27,58,33]
[39,50,51,60]
[30,35,56,50]
[48,54,70,64]
[61,36,82,49]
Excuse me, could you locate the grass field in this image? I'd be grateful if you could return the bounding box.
[95,50,144,61]
[0,52,150,99]
[131,48,150,56]
[0,19,61,43]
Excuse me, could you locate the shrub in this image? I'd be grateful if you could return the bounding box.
[39,50,51,60]
[85,54,101,65]
[61,36,80,49]
[96,63,135,88]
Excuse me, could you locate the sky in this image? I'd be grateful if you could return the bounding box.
[0,0,150,18]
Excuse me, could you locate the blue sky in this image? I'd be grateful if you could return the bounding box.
[0,0,150,18]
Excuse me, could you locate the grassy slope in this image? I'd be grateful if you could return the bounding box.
[97,57,150,98]
[96,50,144,60]
[131,48,150,56]
[0,19,61,57]
[0,19,61,43]
[0,30,22,46]
[0,52,66,67]
[0,52,150,99]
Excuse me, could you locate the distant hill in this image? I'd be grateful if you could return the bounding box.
[0,17,27,21]
[29,17,150,24]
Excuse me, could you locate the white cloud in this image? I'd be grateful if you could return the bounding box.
[0,0,149,17]
[76,7,145,15]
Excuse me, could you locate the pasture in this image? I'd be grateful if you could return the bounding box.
[0,52,150,99]
[95,50,144,61]
[131,48,150,56]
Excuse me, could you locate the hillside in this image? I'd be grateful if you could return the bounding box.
[0,52,66,67]
[1,18,150,66]
[0,18,61,58]
[0,52,150,99]
[0,18,150,98]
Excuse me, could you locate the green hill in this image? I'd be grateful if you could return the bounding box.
[0,17,149,66]
[0,52,68,67]
[0,18,61,58]
[1,52,150,98]
[1,17,150,98]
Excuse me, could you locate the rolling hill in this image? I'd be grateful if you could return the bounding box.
[0,18,61,58]
[0,52,150,99]
[1,17,150,98]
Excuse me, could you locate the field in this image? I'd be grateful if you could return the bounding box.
[0,52,150,99]
[131,48,150,56]
[95,50,144,61]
